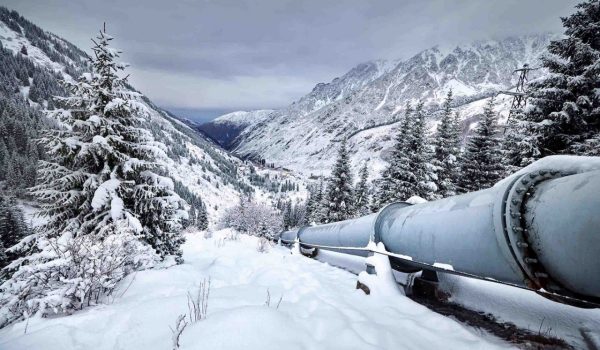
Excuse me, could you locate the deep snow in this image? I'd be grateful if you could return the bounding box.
[0,230,509,350]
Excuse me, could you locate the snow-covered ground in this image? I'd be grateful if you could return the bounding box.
[0,230,509,350]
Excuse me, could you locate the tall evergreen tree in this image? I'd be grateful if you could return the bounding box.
[37,27,186,260]
[282,200,293,230]
[505,0,600,164]
[321,140,354,223]
[196,203,209,231]
[0,27,185,324]
[303,182,323,225]
[371,102,413,211]
[0,196,28,270]
[353,161,370,217]
[432,90,461,198]
[374,101,436,208]
[458,97,505,193]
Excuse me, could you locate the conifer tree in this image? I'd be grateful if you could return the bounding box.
[505,0,600,163]
[373,101,436,208]
[353,161,370,217]
[458,97,505,193]
[0,26,185,324]
[196,204,209,231]
[303,183,320,225]
[282,200,293,229]
[310,179,325,224]
[321,140,354,223]
[0,196,28,269]
[432,90,461,198]
[371,102,413,211]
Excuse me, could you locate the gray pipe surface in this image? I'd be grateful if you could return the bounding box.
[290,162,600,304]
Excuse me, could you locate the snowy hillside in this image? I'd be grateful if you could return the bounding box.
[198,110,274,148]
[0,230,512,350]
[0,9,306,223]
[230,34,557,177]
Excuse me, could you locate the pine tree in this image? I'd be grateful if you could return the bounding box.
[37,27,186,260]
[354,161,370,217]
[0,27,184,324]
[373,101,436,208]
[0,196,28,269]
[309,179,325,224]
[458,97,505,193]
[187,205,197,228]
[196,204,208,231]
[0,140,7,181]
[282,200,293,229]
[321,140,354,223]
[372,102,413,211]
[505,0,600,164]
[432,90,461,198]
[302,183,319,225]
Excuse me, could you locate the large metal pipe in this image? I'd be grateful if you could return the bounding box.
[289,160,600,305]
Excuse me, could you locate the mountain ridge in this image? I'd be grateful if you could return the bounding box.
[219,33,557,177]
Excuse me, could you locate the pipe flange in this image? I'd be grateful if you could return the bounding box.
[504,169,573,291]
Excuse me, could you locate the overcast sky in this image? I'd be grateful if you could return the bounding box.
[5,0,577,122]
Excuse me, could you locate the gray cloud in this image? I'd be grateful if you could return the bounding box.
[4,0,577,113]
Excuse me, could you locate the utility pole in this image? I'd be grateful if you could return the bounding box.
[498,64,538,133]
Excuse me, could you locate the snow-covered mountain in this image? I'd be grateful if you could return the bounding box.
[0,8,305,224]
[229,34,557,177]
[198,109,274,148]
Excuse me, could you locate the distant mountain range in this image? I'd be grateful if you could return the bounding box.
[200,34,557,178]
[197,110,274,148]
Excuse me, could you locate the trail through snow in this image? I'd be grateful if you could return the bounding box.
[0,230,510,350]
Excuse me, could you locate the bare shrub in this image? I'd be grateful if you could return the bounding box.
[170,314,188,350]
[203,230,213,239]
[168,278,211,349]
[264,288,283,309]
[187,278,211,322]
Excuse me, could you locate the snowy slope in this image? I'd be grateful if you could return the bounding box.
[0,230,510,350]
[231,34,557,177]
[213,110,275,125]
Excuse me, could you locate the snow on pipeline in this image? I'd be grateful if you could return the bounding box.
[0,230,509,350]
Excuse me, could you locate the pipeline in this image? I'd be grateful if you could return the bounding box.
[280,159,600,307]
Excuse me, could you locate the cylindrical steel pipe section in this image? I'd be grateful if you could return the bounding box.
[290,161,600,305]
[523,170,600,300]
[374,185,526,285]
[298,214,378,257]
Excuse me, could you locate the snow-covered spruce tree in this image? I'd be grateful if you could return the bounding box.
[282,200,293,230]
[302,185,316,226]
[371,102,413,211]
[321,139,354,223]
[0,196,28,270]
[505,0,600,164]
[374,101,436,208]
[196,204,209,231]
[0,27,186,326]
[353,161,371,217]
[458,97,505,193]
[308,179,325,224]
[432,90,461,198]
